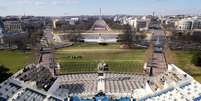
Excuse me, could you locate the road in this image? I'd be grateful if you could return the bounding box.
[148,29,168,76]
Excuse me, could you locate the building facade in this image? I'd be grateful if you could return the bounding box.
[175,18,201,31]
[128,18,149,31]
[3,19,24,33]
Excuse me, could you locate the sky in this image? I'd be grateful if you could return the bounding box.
[0,0,201,16]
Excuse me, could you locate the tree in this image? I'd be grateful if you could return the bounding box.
[3,35,15,48]
[192,31,201,43]
[118,24,135,45]
[54,18,95,33]
[14,33,30,50]
[104,18,125,30]
[26,23,44,47]
[191,51,201,67]
[67,33,83,42]
[0,65,12,83]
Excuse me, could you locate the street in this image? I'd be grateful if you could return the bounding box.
[147,29,168,76]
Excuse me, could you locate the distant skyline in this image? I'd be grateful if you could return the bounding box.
[0,0,201,16]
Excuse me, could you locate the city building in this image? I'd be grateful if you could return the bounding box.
[52,18,59,29]
[160,16,178,25]
[131,18,149,31]
[0,26,3,34]
[175,18,201,31]
[0,29,3,45]
[114,16,150,31]
[113,15,129,25]
[175,19,193,31]
[2,17,24,33]
[0,23,3,44]
[0,17,3,32]
[53,17,80,30]
[70,17,79,25]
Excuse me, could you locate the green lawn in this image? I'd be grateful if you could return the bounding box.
[174,51,201,82]
[56,43,145,74]
[0,51,32,73]
[59,43,121,49]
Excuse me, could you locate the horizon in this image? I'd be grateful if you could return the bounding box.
[0,0,201,16]
[1,13,200,17]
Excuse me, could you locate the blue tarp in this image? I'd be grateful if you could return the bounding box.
[95,96,109,101]
[115,97,130,101]
[81,99,94,101]
[70,96,81,101]
[69,96,94,101]
[0,97,7,101]
[68,96,132,101]
[193,96,201,101]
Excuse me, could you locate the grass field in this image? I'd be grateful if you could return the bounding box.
[173,51,201,82]
[0,51,32,73]
[56,43,145,74]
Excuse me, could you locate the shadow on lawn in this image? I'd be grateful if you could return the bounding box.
[0,65,13,83]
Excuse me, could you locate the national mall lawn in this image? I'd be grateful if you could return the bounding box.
[0,50,32,73]
[56,43,146,74]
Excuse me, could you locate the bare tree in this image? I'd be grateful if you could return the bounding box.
[118,24,136,46]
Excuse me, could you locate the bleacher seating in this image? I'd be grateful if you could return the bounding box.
[0,81,21,100]
[53,73,149,97]
[13,89,46,101]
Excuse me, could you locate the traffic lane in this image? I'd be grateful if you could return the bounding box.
[151,53,167,75]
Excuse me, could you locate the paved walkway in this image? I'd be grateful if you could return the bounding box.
[149,29,168,76]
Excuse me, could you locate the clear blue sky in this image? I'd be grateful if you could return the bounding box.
[0,0,201,16]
